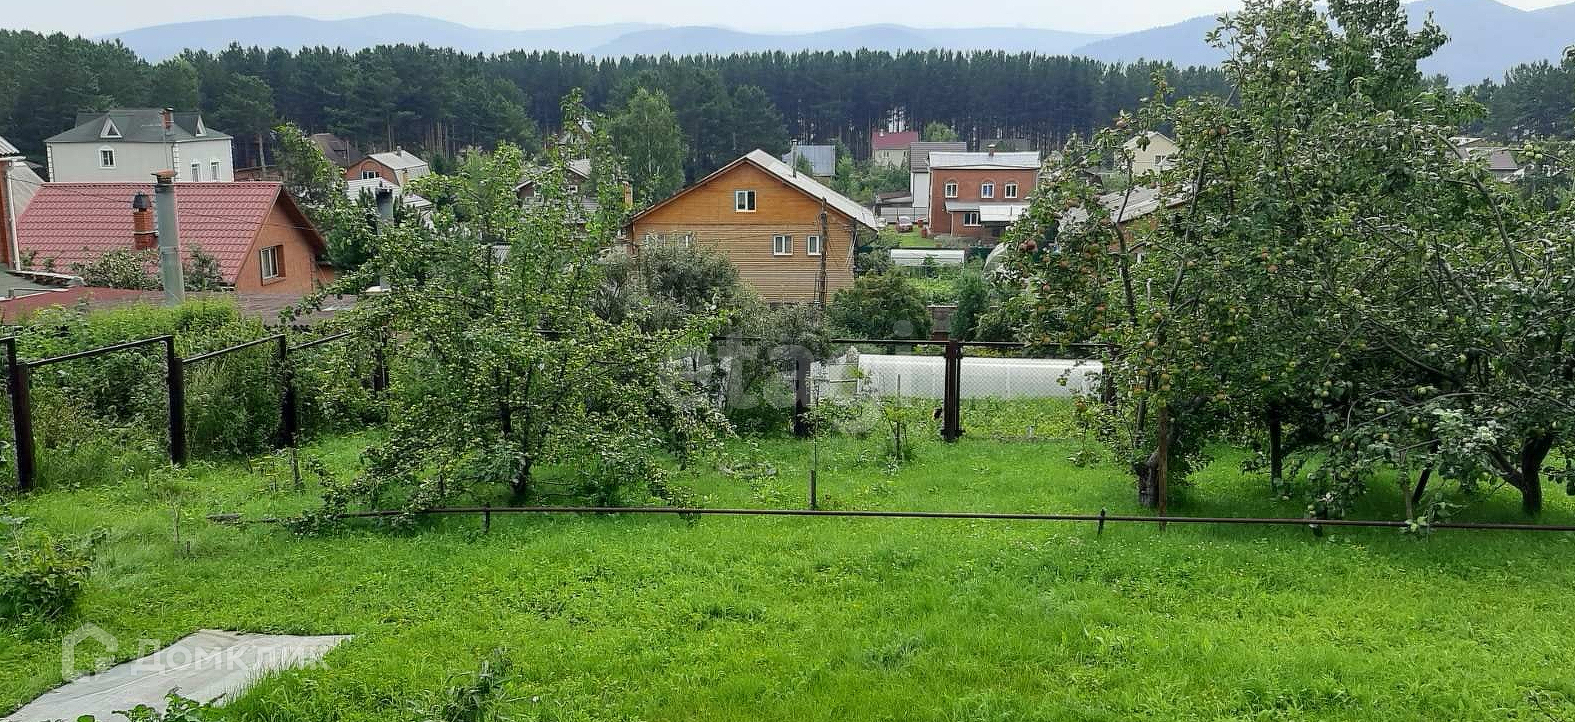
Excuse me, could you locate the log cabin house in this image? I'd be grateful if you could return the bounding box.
[628,149,880,304]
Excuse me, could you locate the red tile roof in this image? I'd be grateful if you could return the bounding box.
[871,130,920,151]
[15,182,324,284]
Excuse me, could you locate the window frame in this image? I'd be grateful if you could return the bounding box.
[191,162,201,182]
[962,211,981,227]
[100,119,122,139]
[772,234,792,256]
[980,181,995,199]
[943,180,959,198]
[98,147,116,168]
[210,160,221,180]
[806,234,823,256]
[735,190,757,212]
[361,169,379,180]
[1004,181,1019,199]
[259,245,283,280]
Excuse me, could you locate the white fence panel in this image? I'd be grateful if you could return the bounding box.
[819,353,1102,400]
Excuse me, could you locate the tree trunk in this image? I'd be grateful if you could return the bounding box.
[1516,434,1554,516]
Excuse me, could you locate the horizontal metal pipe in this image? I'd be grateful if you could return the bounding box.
[183,334,284,364]
[28,335,172,367]
[207,505,1575,533]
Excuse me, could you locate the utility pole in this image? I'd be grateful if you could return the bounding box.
[153,171,185,305]
[817,199,829,307]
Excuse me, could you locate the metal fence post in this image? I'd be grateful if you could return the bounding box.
[372,328,389,394]
[277,335,297,448]
[7,339,34,492]
[942,340,963,442]
[792,352,810,438]
[165,336,187,465]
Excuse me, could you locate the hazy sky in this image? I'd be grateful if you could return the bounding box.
[12,0,1574,37]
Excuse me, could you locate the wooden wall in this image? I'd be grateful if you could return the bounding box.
[632,162,860,304]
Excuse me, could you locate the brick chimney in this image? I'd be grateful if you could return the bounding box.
[131,191,156,250]
[987,143,997,157]
[160,108,173,130]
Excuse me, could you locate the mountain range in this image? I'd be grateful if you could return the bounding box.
[101,0,1574,85]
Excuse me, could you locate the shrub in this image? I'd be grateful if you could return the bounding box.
[0,519,97,621]
[828,272,932,340]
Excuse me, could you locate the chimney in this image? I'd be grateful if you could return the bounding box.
[161,108,174,130]
[987,143,997,157]
[131,191,156,250]
[152,171,185,305]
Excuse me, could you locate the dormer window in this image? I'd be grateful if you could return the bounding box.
[195,117,206,136]
[100,118,122,139]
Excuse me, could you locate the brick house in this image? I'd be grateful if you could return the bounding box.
[928,149,1040,240]
[345,149,429,186]
[16,181,332,295]
[629,149,879,304]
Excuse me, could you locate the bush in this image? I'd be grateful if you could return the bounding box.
[0,519,97,621]
[828,272,932,340]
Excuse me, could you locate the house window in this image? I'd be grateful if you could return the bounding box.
[943,181,958,198]
[963,211,981,227]
[100,119,122,139]
[210,160,221,180]
[259,245,282,280]
[361,170,379,180]
[807,235,822,256]
[191,162,201,182]
[566,185,579,195]
[772,234,791,256]
[735,190,756,212]
[1004,182,1018,199]
[980,182,994,199]
[99,148,116,168]
[1153,155,1169,167]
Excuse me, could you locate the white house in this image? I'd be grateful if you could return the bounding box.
[45,109,234,183]
[1122,131,1179,177]
[908,141,966,222]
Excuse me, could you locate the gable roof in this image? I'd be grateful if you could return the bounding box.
[46,109,231,144]
[0,135,20,159]
[781,144,836,176]
[1122,131,1177,152]
[367,149,427,171]
[310,133,364,168]
[908,141,967,172]
[15,182,324,284]
[929,151,1041,170]
[631,149,879,231]
[871,130,920,151]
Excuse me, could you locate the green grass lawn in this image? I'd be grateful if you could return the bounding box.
[5,428,1575,720]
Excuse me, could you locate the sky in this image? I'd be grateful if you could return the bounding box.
[10,0,1574,37]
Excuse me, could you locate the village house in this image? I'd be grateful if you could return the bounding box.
[46,109,234,184]
[1122,131,1179,176]
[871,129,920,168]
[16,181,332,295]
[0,134,46,270]
[311,132,365,169]
[781,143,836,182]
[908,140,967,222]
[928,148,1040,240]
[629,149,879,304]
[346,148,430,186]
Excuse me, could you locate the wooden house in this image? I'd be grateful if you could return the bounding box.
[628,150,880,304]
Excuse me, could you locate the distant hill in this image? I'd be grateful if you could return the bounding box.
[100,0,1575,84]
[101,14,657,60]
[1070,0,1575,85]
[587,24,1111,56]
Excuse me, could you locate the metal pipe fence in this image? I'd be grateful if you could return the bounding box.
[3,330,382,492]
